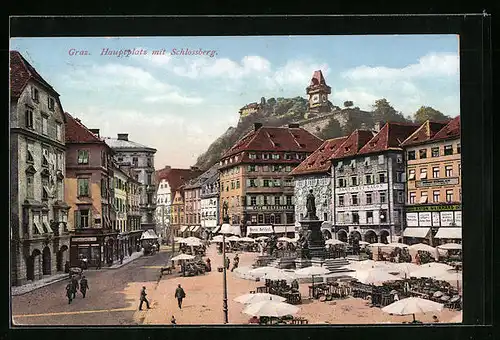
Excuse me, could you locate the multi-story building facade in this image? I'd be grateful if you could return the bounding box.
[200,165,220,238]
[331,124,419,244]
[290,137,347,239]
[219,123,323,236]
[10,51,71,285]
[184,177,203,235]
[171,186,185,236]
[401,117,461,245]
[64,114,118,268]
[104,134,157,230]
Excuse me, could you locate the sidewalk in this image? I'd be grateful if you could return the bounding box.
[105,251,144,269]
[12,273,68,296]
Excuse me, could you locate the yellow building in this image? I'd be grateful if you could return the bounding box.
[401,117,461,245]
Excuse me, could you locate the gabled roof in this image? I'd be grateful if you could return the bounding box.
[431,116,461,142]
[357,122,420,155]
[222,126,323,158]
[157,168,204,192]
[331,130,375,159]
[64,112,105,144]
[10,50,59,99]
[104,137,156,152]
[400,120,450,147]
[290,136,348,176]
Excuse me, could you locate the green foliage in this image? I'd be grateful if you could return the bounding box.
[413,106,450,123]
[343,100,354,108]
[372,98,410,123]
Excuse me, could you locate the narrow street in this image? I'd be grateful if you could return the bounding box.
[12,247,175,326]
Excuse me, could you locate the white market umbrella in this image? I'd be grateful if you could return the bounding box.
[248,266,280,277]
[227,235,240,242]
[390,262,420,277]
[180,236,201,243]
[234,293,286,304]
[343,259,393,271]
[409,263,455,279]
[256,236,270,241]
[367,242,388,249]
[278,237,295,243]
[325,239,347,246]
[242,300,299,317]
[437,243,462,250]
[171,254,196,261]
[349,268,400,286]
[386,242,409,248]
[174,237,184,242]
[382,297,443,322]
[261,270,297,282]
[239,237,256,243]
[409,243,436,253]
[359,241,370,246]
[184,240,203,247]
[211,235,224,243]
[295,266,330,276]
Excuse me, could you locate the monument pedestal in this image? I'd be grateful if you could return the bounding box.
[253,254,274,268]
[294,257,312,269]
[311,257,325,267]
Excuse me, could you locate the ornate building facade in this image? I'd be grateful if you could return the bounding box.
[10,51,71,285]
[200,165,220,238]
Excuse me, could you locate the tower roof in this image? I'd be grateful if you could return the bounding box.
[309,70,327,86]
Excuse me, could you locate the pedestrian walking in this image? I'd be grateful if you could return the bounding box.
[225,256,230,270]
[175,284,186,309]
[79,275,89,298]
[231,254,239,272]
[65,283,73,304]
[170,315,177,325]
[71,275,79,299]
[139,286,151,310]
[120,253,124,264]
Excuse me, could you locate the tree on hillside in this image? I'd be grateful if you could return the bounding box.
[319,118,343,139]
[413,106,450,123]
[344,100,354,108]
[372,98,409,123]
[267,97,277,107]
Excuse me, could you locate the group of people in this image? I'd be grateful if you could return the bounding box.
[223,254,239,272]
[65,275,89,304]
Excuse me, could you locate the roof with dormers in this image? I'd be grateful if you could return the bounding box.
[357,122,420,155]
[430,116,461,142]
[400,120,450,147]
[331,130,375,160]
[10,50,59,99]
[222,126,323,159]
[290,136,348,176]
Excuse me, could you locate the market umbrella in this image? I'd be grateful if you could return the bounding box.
[227,235,241,242]
[174,237,184,242]
[211,235,224,243]
[242,300,299,317]
[359,241,370,246]
[295,266,330,292]
[278,237,295,243]
[348,268,400,286]
[180,236,201,244]
[239,237,256,243]
[171,254,195,261]
[342,259,393,271]
[381,297,444,322]
[409,243,436,252]
[325,239,347,246]
[437,243,462,250]
[390,262,420,277]
[409,263,455,279]
[234,293,286,304]
[386,242,409,248]
[260,269,298,282]
[256,236,270,241]
[367,242,388,248]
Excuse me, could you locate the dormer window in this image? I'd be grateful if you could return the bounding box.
[262,153,270,160]
[249,153,257,160]
[272,154,280,160]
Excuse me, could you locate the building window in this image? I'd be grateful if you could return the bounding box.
[379,210,388,223]
[445,165,453,177]
[77,178,90,197]
[55,123,63,141]
[262,153,270,160]
[286,213,294,224]
[31,86,39,102]
[248,165,256,172]
[248,179,257,187]
[249,153,257,160]
[365,174,373,185]
[24,106,34,129]
[258,214,264,224]
[250,196,257,206]
[273,196,280,205]
[26,174,34,199]
[432,167,440,178]
[263,179,270,187]
[433,190,440,203]
[407,151,416,160]
[409,192,416,204]
[458,163,461,176]
[379,192,386,203]
[77,150,89,164]
[396,172,404,183]
[367,211,374,223]
[352,212,360,224]
[457,143,461,154]
[230,181,235,190]
[351,194,358,205]
[446,189,453,202]
[41,115,48,135]
[419,168,427,180]
[286,196,292,206]
[76,209,90,228]
[285,165,292,172]
[444,145,453,156]
[397,191,404,203]
[338,178,346,188]
[132,157,138,166]
[419,149,427,159]
[323,212,328,221]
[48,97,55,111]
[419,192,428,204]
[101,178,106,198]
[365,192,373,205]
[236,180,240,189]
[396,155,403,164]
[431,147,440,157]
[378,173,386,183]
[408,169,416,180]
[351,176,358,186]
[272,154,280,160]
[378,155,385,164]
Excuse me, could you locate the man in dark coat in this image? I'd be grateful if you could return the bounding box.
[175,284,186,309]
[231,254,239,272]
[79,275,89,298]
[71,275,79,299]
[139,286,151,310]
[225,256,230,270]
[65,283,73,304]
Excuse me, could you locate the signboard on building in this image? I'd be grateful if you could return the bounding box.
[405,204,461,213]
[415,177,459,188]
[432,212,440,226]
[406,213,418,227]
[247,225,274,234]
[72,237,97,242]
[248,205,294,211]
[418,212,432,226]
[440,211,455,226]
[454,211,462,226]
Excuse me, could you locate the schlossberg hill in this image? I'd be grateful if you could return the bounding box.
[193,96,448,171]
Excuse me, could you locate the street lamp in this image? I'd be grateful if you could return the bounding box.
[220,221,232,324]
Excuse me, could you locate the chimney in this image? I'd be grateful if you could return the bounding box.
[254,123,263,131]
[89,129,100,137]
[288,123,300,128]
[117,133,129,141]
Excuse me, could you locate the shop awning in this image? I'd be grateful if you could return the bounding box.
[247,225,274,235]
[434,227,462,239]
[179,225,189,233]
[43,222,53,233]
[140,229,159,240]
[33,222,44,234]
[273,225,294,233]
[403,227,430,238]
[192,226,201,233]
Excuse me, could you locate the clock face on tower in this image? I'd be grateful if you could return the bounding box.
[311,94,320,103]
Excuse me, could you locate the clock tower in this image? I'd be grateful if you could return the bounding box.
[306,70,331,116]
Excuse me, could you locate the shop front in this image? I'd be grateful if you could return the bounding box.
[273,225,295,238]
[246,225,274,238]
[70,230,118,268]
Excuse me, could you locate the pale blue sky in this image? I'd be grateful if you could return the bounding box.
[10,35,460,168]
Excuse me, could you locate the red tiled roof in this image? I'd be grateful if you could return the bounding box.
[309,70,327,86]
[400,120,450,147]
[290,136,348,176]
[430,116,461,142]
[10,50,58,99]
[157,168,203,192]
[64,112,104,144]
[222,126,323,159]
[357,122,420,155]
[331,130,375,159]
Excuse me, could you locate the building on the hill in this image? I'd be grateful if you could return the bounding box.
[218,123,323,237]
[104,134,157,231]
[400,117,462,246]
[239,102,261,117]
[10,51,71,286]
[64,114,118,268]
[331,123,420,244]
[290,136,348,240]
[200,165,220,239]
[306,70,331,117]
